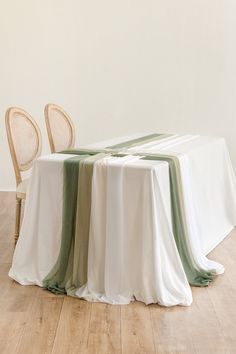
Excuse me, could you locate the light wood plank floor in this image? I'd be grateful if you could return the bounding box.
[0,191,236,354]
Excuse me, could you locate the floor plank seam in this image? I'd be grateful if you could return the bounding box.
[50,296,65,354]
[149,306,158,354]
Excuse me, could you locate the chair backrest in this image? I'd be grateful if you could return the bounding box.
[5,107,42,185]
[44,103,76,153]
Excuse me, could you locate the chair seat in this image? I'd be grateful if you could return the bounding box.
[16,179,28,199]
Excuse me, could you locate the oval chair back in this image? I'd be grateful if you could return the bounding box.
[5,107,42,243]
[44,103,75,153]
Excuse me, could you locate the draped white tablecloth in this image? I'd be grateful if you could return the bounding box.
[9,134,236,306]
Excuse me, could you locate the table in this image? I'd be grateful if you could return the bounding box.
[9,134,236,307]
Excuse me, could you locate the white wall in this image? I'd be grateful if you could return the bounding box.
[1,0,236,189]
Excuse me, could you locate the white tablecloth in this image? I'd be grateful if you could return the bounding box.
[9,134,236,306]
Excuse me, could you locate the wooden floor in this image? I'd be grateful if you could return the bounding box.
[0,192,236,354]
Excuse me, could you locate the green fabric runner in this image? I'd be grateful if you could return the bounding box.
[60,148,104,155]
[43,153,107,295]
[106,133,169,150]
[60,133,171,156]
[141,154,216,286]
[67,153,107,296]
[43,155,87,294]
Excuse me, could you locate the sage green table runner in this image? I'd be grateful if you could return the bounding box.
[107,133,170,150]
[141,154,215,286]
[43,134,216,296]
[43,153,107,294]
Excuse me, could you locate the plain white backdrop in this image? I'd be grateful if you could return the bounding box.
[0,0,236,189]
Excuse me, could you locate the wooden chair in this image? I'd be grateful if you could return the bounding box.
[44,103,76,153]
[5,107,42,243]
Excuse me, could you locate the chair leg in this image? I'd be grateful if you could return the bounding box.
[14,197,22,244]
